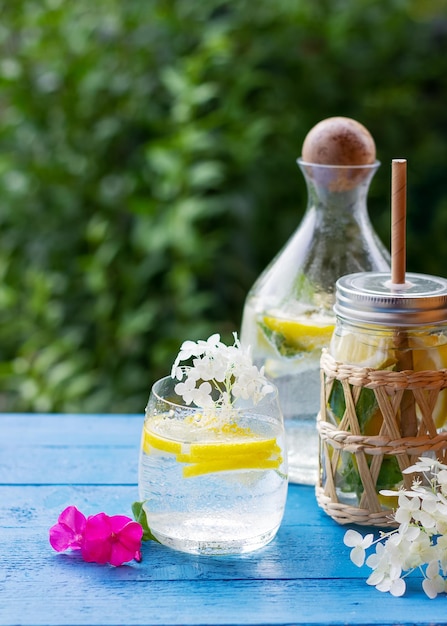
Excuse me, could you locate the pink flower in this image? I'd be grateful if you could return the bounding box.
[49,505,86,552]
[49,506,143,567]
[81,513,143,566]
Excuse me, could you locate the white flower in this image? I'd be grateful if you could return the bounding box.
[343,529,374,567]
[171,334,224,379]
[232,364,274,403]
[406,531,437,570]
[422,561,447,599]
[174,376,201,405]
[365,542,405,596]
[434,534,447,572]
[403,457,447,476]
[414,497,437,531]
[346,456,447,599]
[380,576,406,598]
[394,493,421,525]
[438,470,447,497]
[434,503,447,535]
[171,333,274,409]
[192,353,228,383]
[191,381,214,408]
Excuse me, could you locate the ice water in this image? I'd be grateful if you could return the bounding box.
[240,296,334,484]
[138,412,288,555]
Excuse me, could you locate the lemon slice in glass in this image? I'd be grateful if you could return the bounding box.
[141,427,182,455]
[182,452,283,478]
[142,417,283,477]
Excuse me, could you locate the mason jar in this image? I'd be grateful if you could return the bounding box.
[317,271,447,526]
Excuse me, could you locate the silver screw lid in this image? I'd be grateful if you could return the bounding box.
[335,272,447,326]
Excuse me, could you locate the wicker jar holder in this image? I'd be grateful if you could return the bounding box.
[316,349,447,527]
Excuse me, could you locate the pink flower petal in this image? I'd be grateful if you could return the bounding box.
[49,524,75,552]
[109,515,133,534]
[58,506,87,536]
[81,513,112,564]
[113,521,143,566]
[49,506,86,552]
[109,541,136,567]
[84,512,112,542]
[82,539,111,564]
[107,518,143,566]
[117,521,144,549]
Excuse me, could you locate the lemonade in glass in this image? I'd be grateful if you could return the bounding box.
[138,335,288,555]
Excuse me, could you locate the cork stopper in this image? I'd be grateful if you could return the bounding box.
[302,117,376,166]
[300,117,377,192]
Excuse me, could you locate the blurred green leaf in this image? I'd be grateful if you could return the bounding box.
[0,0,446,412]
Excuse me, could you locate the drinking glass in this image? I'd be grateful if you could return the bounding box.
[138,375,288,555]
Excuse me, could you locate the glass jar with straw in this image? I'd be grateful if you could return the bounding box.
[317,159,447,527]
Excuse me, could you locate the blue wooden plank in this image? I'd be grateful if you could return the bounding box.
[0,576,440,626]
[1,413,143,445]
[0,413,143,484]
[0,445,140,484]
[0,523,362,583]
[0,482,334,530]
[0,486,140,526]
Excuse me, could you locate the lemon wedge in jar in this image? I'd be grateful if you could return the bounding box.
[262,314,335,354]
[412,336,447,429]
[331,331,397,370]
[331,331,447,428]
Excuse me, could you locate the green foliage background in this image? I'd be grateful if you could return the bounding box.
[1,0,447,412]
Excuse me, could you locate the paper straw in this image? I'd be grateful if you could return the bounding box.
[390,159,417,434]
[391,159,407,285]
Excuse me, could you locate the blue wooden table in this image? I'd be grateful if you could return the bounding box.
[1,413,445,626]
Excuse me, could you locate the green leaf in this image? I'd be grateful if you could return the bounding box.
[328,381,379,433]
[355,387,379,432]
[377,457,402,492]
[131,501,161,543]
[292,272,315,303]
[328,379,346,423]
[259,322,304,357]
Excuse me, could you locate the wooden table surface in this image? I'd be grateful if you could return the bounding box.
[1,413,445,626]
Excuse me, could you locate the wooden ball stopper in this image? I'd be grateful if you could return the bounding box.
[301,117,377,191]
[302,117,376,166]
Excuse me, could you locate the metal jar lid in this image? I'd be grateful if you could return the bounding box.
[334,272,447,326]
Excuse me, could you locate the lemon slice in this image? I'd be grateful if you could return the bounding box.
[142,416,283,477]
[141,427,182,455]
[412,338,447,428]
[332,332,447,428]
[183,453,283,478]
[179,438,279,462]
[262,314,335,354]
[331,332,397,369]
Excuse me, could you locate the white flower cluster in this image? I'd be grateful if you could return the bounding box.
[171,333,274,409]
[344,457,447,599]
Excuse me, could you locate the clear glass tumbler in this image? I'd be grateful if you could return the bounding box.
[138,375,288,555]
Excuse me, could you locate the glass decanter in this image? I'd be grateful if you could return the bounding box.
[240,159,390,484]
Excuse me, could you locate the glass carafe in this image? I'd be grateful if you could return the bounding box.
[240,159,390,484]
